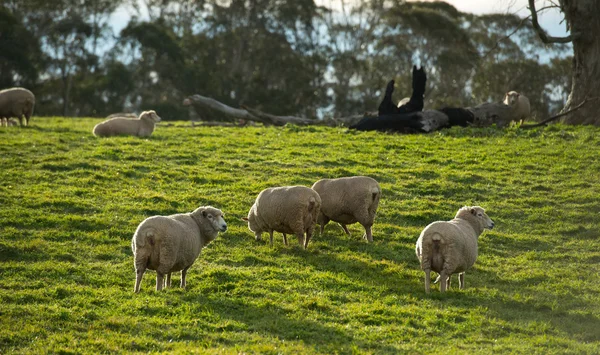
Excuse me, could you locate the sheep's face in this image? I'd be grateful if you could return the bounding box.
[503,91,520,106]
[203,209,227,232]
[141,110,162,123]
[469,206,495,230]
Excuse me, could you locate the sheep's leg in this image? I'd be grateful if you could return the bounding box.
[319,217,329,235]
[18,115,25,127]
[340,224,351,236]
[134,267,146,293]
[269,230,274,246]
[439,271,448,292]
[181,268,189,289]
[25,112,31,126]
[424,269,431,293]
[446,275,452,290]
[362,224,373,243]
[255,232,262,242]
[458,273,465,290]
[304,229,313,249]
[166,273,172,288]
[282,234,288,246]
[296,233,306,249]
[156,272,165,291]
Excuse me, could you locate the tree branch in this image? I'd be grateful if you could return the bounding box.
[519,97,600,129]
[528,0,579,44]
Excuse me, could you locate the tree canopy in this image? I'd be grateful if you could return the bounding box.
[0,0,571,121]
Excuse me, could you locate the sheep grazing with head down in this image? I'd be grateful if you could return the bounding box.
[0,87,35,126]
[503,91,530,124]
[243,186,321,249]
[131,206,227,293]
[415,206,494,293]
[311,176,381,242]
[93,110,161,137]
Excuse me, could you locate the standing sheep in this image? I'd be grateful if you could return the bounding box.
[503,91,530,124]
[415,206,494,293]
[131,206,227,293]
[243,186,321,249]
[311,176,381,242]
[93,110,161,137]
[0,88,35,126]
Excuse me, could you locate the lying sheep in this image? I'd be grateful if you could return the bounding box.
[503,91,530,124]
[311,176,381,242]
[131,206,227,293]
[243,186,321,249]
[0,87,35,126]
[415,206,494,293]
[93,110,161,137]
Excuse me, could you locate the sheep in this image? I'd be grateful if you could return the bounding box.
[93,110,161,137]
[415,206,494,293]
[242,186,321,249]
[311,176,381,242]
[503,91,530,124]
[131,206,227,293]
[0,87,35,126]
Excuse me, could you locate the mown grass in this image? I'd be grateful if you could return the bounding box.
[1,117,599,354]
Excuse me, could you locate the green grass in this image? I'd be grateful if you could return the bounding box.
[1,117,599,354]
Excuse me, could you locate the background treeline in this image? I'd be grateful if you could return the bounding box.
[1,0,571,121]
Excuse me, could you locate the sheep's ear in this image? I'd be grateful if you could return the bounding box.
[241,217,249,221]
[470,208,476,215]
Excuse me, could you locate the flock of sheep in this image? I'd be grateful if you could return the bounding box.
[1,85,504,295]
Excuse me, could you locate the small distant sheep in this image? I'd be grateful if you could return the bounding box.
[243,186,321,249]
[503,91,530,124]
[93,110,161,137]
[311,176,381,242]
[415,206,494,293]
[0,88,35,126]
[131,206,227,293]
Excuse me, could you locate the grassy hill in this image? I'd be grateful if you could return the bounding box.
[1,117,599,354]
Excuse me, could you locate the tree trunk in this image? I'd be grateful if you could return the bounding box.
[560,0,600,125]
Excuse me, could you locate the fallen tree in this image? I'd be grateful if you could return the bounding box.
[183,94,519,133]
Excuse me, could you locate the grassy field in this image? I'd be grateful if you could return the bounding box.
[1,117,599,354]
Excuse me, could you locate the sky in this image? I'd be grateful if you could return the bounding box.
[111,0,570,38]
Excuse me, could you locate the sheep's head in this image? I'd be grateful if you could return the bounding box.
[200,206,227,232]
[140,110,162,123]
[503,91,520,106]
[456,206,495,232]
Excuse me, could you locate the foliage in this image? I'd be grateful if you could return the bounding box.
[1,119,599,353]
[0,1,573,120]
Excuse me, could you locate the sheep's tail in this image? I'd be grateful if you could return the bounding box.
[419,231,445,271]
[307,196,317,212]
[133,225,159,250]
[369,185,381,214]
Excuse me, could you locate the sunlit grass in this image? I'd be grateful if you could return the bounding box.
[0,117,599,353]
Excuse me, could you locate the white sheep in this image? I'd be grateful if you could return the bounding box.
[503,91,530,124]
[415,206,494,293]
[131,206,227,293]
[93,110,161,137]
[243,186,321,249]
[0,87,35,126]
[311,176,381,242]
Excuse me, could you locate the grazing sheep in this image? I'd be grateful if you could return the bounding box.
[131,206,227,293]
[243,186,321,249]
[93,110,161,137]
[415,206,494,293]
[311,176,381,242]
[503,91,530,124]
[0,87,35,126]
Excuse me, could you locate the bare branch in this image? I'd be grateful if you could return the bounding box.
[519,97,600,129]
[528,0,579,44]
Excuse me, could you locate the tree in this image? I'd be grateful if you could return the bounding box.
[528,0,600,125]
